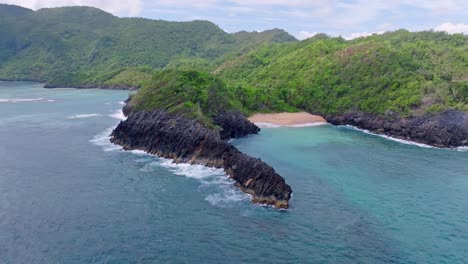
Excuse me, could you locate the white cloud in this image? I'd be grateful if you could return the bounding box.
[296,31,317,40]
[343,31,385,40]
[434,22,468,34]
[1,0,142,16]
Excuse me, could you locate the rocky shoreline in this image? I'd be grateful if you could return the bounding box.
[326,110,468,148]
[110,108,292,209]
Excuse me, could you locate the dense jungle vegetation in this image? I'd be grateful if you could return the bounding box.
[1,4,466,117]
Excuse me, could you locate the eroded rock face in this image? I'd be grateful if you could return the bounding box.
[110,109,292,208]
[214,111,260,140]
[326,110,468,147]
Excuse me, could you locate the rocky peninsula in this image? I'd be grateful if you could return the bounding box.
[111,108,292,208]
[110,70,292,208]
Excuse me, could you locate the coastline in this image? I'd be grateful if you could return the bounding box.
[110,108,293,209]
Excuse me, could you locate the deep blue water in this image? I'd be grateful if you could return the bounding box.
[0,82,467,264]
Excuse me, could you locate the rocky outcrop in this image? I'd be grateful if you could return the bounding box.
[326,110,468,147]
[111,109,292,208]
[214,111,260,140]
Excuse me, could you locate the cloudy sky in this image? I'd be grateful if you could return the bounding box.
[2,0,468,39]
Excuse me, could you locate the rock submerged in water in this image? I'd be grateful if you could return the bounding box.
[326,110,468,148]
[111,109,292,209]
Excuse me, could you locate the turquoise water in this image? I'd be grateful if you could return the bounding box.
[0,82,467,264]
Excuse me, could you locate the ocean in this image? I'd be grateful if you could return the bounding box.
[0,82,467,263]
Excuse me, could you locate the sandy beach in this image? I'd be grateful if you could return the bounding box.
[248,112,327,126]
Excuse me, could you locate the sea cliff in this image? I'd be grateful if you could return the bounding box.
[326,110,468,148]
[111,108,292,208]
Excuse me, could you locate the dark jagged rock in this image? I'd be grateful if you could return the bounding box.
[326,110,468,147]
[122,97,134,116]
[214,111,260,140]
[111,109,292,208]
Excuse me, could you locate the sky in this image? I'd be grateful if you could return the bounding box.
[1,0,468,40]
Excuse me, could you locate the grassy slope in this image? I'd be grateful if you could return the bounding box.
[129,70,238,127]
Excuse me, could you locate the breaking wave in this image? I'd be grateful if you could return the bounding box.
[67,114,101,119]
[0,98,55,103]
[90,124,249,207]
[109,110,126,120]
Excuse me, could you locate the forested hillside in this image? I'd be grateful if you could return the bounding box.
[1,4,467,117]
[0,4,296,87]
[218,31,468,116]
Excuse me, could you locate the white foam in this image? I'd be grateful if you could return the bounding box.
[118,101,126,105]
[343,125,435,148]
[109,110,126,121]
[158,159,224,179]
[255,122,327,128]
[205,186,251,206]
[89,127,123,152]
[90,121,250,207]
[67,114,101,119]
[456,146,468,152]
[0,98,54,103]
[130,149,151,156]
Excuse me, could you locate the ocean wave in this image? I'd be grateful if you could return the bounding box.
[118,101,126,105]
[0,98,54,103]
[109,110,126,120]
[255,122,327,128]
[90,120,251,208]
[343,125,434,148]
[89,127,122,152]
[157,158,250,206]
[158,159,225,180]
[456,146,468,152]
[67,114,101,119]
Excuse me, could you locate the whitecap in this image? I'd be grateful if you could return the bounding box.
[118,101,126,105]
[343,125,434,148]
[205,186,251,206]
[130,149,151,156]
[109,110,126,120]
[90,124,250,207]
[456,146,468,152]
[89,127,122,152]
[0,98,53,103]
[67,114,101,119]
[158,159,225,179]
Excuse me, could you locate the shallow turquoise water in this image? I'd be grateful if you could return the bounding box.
[0,82,467,263]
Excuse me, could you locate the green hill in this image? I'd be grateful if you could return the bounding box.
[0,4,297,87]
[128,69,239,127]
[217,30,468,116]
[1,4,466,117]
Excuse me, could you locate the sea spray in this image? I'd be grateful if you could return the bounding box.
[343,125,435,148]
[89,118,250,207]
[0,98,54,103]
[67,114,102,119]
[109,109,126,120]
